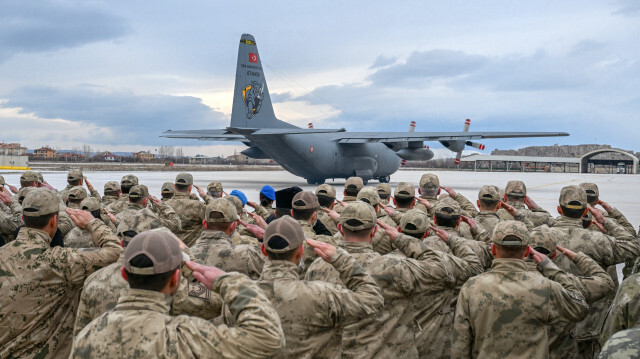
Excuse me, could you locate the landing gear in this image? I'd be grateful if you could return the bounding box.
[306,178,325,185]
[378,175,390,183]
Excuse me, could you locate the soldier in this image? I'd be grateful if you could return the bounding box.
[306,201,480,358]
[66,185,88,209]
[267,186,303,221]
[59,169,101,203]
[207,181,224,198]
[496,180,554,226]
[165,173,206,247]
[600,271,640,345]
[598,328,640,358]
[225,194,261,245]
[248,185,275,220]
[73,227,223,336]
[289,191,337,273]
[0,187,23,244]
[316,183,339,235]
[414,173,478,217]
[357,186,398,254]
[253,216,383,358]
[18,170,40,190]
[114,185,181,235]
[386,182,417,224]
[70,230,285,358]
[333,176,363,214]
[190,198,264,279]
[550,185,640,358]
[160,181,175,201]
[102,180,120,206]
[451,221,589,358]
[65,197,115,248]
[376,182,392,205]
[105,174,139,214]
[475,184,534,234]
[0,189,122,358]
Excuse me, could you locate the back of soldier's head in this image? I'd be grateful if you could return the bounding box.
[492,221,530,258]
[504,180,526,202]
[399,209,429,239]
[22,189,60,230]
[478,185,500,210]
[263,216,305,261]
[579,182,599,205]
[419,173,440,197]
[433,199,461,228]
[291,191,320,221]
[205,198,238,231]
[316,184,336,208]
[344,177,364,197]
[339,201,377,240]
[67,169,83,186]
[394,182,416,208]
[161,182,174,199]
[104,181,120,196]
[559,185,587,219]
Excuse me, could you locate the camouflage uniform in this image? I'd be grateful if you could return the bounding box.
[115,200,181,235]
[451,221,589,359]
[600,272,640,345]
[316,183,339,235]
[414,173,478,217]
[165,189,206,247]
[0,189,122,358]
[59,169,101,204]
[71,273,285,358]
[496,180,554,227]
[0,196,23,242]
[306,201,480,359]
[598,327,640,359]
[475,185,535,234]
[104,174,138,215]
[376,183,392,206]
[333,176,363,214]
[101,180,120,206]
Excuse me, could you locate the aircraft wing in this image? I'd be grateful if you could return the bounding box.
[333,131,569,143]
[161,129,246,141]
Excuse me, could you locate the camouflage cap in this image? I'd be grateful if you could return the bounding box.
[582,211,593,223]
[36,172,44,183]
[128,185,149,199]
[493,220,529,246]
[121,174,139,185]
[124,229,183,275]
[419,173,440,189]
[80,197,102,212]
[67,169,83,181]
[207,181,223,192]
[345,176,364,191]
[339,201,377,231]
[315,184,336,199]
[505,180,527,198]
[22,188,60,217]
[20,171,40,183]
[559,185,587,209]
[17,187,37,204]
[0,175,4,186]
[478,185,500,201]
[434,198,462,216]
[529,225,558,255]
[292,191,320,210]
[376,183,391,197]
[161,182,174,194]
[104,181,120,193]
[579,183,599,198]
[357,187,381,207]
[205,198,238,223]
[399,209,430,235]
[175,172,193,186]
[394,182,416,199]
[68,186,88,201]
[264,216,305,253]
[224,195,243,214]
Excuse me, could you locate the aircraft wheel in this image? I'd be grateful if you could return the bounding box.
[362,179,369,185]
[306,178,325,185]
[379,175,390,183]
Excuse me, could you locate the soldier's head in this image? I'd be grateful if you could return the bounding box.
[399,209,430,239]
[67,169,84,186]
[259,185,275,207]
[225,195,244,216]
[0,175,4,190]
[81,197,102,219]
[291,191,320,224]
[579,183,599,206]
[419,173,440,197]
[357,187,381,213]
[121,174,139,194]
[104,181,121,198]
[207,181,223,198]
[128,185,150,207]
[22,188,60,237]
[204,198,238,235]
[121,229,183,296]
[315,184,336,209]
[529,225,560,259]
[376,183,391,201]
[230,190,247,210]
[504,180,527,202]
[477,185,501,212]
[344,177,363,197]
[261,216,305,263]
[66,186,88,209]
[174,173,192,193]
[393,182,416,209]
[558,185,588,219]
[338,201,377,242]
[581,212,593,229]
[17,187,36,205]
[274,186,302,218]
[20,171,40,188]
[433,199,462,229]
[491,221,530,259]
[161,182,174,199]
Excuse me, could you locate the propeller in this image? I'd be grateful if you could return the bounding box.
[409,121,416,132]
[454,119,485,165]
[308,122,314,129]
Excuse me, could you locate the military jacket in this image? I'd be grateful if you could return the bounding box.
[70,273,285,358]
[297,219,337,276]
[598,327,640,359]
[333,195,357,214]
[0,220,121,359]
[600,272,640,345]
[254,204,275,220]
[59,184,101,204]
[165,192,206,247]
[306,234,468,359]
[0,199,23,242]
[475,210,534,235]
[496,200,554,227]
[190,230,265,280]
[253,250,383,359]
[318,210,339,235]
[101,194,118,206]
[414,192,478,218]
[451,258,588,359]
[105,194,129,214]
[115,202,181,234]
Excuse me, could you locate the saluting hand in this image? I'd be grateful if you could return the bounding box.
[248,212,267,229]
[415,197,431,209]
[596,199,613,213]
[529,246,548,264]
[587,205,606,224]
[321,207,340,222]
[187,261,227,289]
[239,219,265,239]
[66,208,95,230]
[500,202,520,217]
[379,202,395,216]
[377,219,399,241]
[429,225,450,242]
[306,238,336,262]
[440,186,457,198]
[460,215,477,229]
[556,245,576,261]
[193,185,206,198]
[524,196,539,210]
[8,184,18,194]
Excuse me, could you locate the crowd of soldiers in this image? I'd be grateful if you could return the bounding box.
[0,169,639,358]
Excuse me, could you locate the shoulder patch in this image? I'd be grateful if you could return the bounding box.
[188,282,211,302]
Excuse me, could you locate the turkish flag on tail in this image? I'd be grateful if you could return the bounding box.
[249,53,257,63]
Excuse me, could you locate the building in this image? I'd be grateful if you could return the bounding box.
[0,142,29,169]
[31,146,57,160]
[133,151,155,161]
[0,143,27,156]
[94,151,120,162]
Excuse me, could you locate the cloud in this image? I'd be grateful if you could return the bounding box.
[613,0,640,16]
[369,55,397,69]
[0,1,130,62]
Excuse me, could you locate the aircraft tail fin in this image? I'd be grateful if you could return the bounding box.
[230,34,295,129]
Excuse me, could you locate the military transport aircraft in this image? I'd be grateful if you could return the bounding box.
[163,34,569,185]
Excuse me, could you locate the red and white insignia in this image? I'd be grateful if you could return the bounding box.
[249,53,257,63]
[310,146,314,153]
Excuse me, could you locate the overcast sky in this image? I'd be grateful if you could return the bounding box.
[1,0,639,157]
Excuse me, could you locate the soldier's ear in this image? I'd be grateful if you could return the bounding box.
[202,219,208,229]
[557,206,563,215]
[524,246,531,258]
[550,251,557,260]
[290,209,294,217]
[260,243,268,257]
[121,267,129,282]
[490,244,497,256]
[370,226,377,238]
[337,224,344,236]
[418,188,422,195]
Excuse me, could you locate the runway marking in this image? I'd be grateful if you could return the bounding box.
[529,180,578,189]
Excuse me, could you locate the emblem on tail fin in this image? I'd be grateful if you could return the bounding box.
[241,81,263,119]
